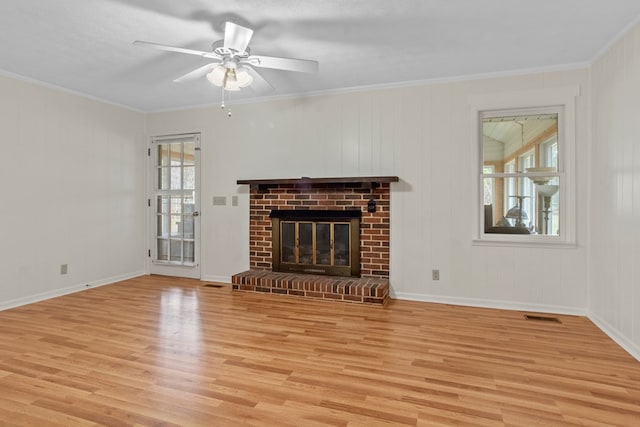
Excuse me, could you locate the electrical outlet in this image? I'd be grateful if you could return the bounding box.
[60,264,68,275]
[232,195,238,206]
[432,269,439,280]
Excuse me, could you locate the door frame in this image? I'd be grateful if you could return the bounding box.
[146,133,202,279]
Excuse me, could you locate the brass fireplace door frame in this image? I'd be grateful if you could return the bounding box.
[271,212,360,277]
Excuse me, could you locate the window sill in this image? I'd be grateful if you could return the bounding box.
[472,236,577,249]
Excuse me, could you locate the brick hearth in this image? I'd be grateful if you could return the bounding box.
[231,270,389,305]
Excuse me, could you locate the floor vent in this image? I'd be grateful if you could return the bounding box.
[524,314,561,323]
[204,284,225,288]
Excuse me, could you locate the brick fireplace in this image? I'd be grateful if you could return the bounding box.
[232,176,398,305]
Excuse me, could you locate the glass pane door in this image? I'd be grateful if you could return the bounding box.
[151,134,200,277]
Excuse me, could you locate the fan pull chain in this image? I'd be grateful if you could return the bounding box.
[220,87,232,118]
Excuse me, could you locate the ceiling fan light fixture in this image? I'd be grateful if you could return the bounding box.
[235,68,253,87]
[206,65,227,87]
[206,65,253,91]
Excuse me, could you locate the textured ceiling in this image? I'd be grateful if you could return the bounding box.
[1,0,639,112]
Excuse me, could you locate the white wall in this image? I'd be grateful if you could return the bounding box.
[147,69,590,314]
[590,23,640,358]
[0,75,147,308]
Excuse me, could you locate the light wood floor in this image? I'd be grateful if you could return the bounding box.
[0,276,639,426]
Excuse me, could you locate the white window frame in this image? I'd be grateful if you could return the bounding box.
[469,86,578,247]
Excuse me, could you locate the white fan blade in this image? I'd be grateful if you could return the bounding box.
[173,63,219,83]
[133,41,220,60]
[223,22,254,54]
[245,55,319,73]
[242,66,274,94]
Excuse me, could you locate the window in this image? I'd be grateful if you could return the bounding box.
[480,107,565,240]
[470,86,578,245]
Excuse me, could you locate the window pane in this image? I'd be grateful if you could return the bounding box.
[170,143,182,165]
[183,166,195,190]
[171,214,181,237]
[170,197,182,214]
[334,224,350,266]
[157,196,170,214]
[315,223,331,265]
[157,214,170,237]
[281,222,296,263]
[298,223,313,264]
[157,239,168,261]
[540,139,558,170]
[182,215,194,239]
[484,176,560,236]
[183,193,195,209]
[182,194,195,239]
[535,178,560,235]
[183,241,194,264]
[170,167,181,190]
[158,144,170,166]
[169,239,182,261]
[157,167,170,190]
[482,113,558,166]
[482,165,495,205]
[183,142,195,166]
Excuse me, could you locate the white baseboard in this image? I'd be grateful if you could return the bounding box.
[391,291,587,316]
[588,313,640,362]
[201,275,232,284]
[0,271,145,312]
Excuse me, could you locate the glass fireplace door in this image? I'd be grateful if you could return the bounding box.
[278,221,353,275]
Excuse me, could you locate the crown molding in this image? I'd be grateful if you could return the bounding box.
[0,68,144,113]
[589,14,640,64]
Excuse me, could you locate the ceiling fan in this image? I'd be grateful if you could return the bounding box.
[134,21,319,98]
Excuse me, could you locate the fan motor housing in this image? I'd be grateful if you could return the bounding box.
[212,41,250,58]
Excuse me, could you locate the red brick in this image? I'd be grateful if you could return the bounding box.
[306,291,323,298]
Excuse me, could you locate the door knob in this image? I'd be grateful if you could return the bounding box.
[192,211,200,217]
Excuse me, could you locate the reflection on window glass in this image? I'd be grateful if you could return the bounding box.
[281,222,296,263]
[315,224,331,265]
[334,224,350,266]
[157,239,168,261]
[481,110,560,236]
[183,166,195,190]
[170,239,182,261]
[183,143,195,166]
[183,241,194,263]
[298,223,313,264]
[483,165,494,205]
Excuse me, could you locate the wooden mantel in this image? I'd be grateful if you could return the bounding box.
[237,176,399,190]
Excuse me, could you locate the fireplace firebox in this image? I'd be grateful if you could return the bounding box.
[270,210,361,277]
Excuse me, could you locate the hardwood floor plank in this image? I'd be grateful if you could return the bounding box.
[0,275,638,426]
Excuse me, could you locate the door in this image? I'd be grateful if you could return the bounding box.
[149,133,201,278]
